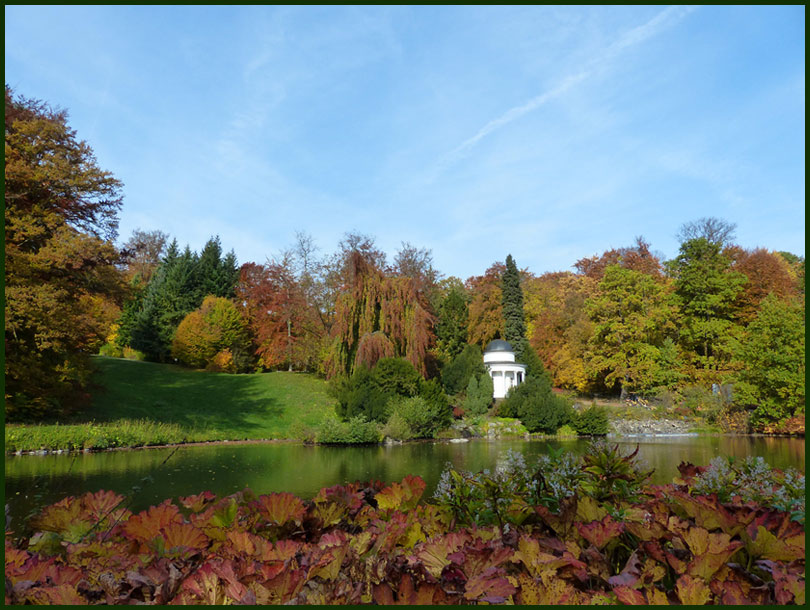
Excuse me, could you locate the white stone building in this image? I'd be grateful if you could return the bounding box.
[483,339,527,399]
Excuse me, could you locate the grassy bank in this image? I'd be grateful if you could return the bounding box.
[5,356,337,452]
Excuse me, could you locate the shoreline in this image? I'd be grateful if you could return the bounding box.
[6,428,804,458]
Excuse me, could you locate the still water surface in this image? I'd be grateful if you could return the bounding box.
[5,436,804,531]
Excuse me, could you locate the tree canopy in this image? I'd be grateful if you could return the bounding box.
[5,86,125,420]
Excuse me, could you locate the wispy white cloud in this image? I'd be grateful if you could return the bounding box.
[437,5,697,171]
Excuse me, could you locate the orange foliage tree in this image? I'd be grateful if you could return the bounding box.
[574,236,663,281]
[327,252,434,377]
[728,247,801,323]
[237,261,322,372]
[5,86,127,419]
[465,263,505,348]
[171,296,252,372]
[524,272,599,391]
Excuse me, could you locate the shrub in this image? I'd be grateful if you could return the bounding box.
[316,416,380,444]
[332,358,429,424]
[122,346,146,361]
[98,342,123,358]
[441,344,485,395]
[556,424,578,438]
[381,411,414,441]
[463,373,493,416]
[680,384,723,421]
[207,349,235,373]
[372,358,422,397]
[574,406,609,435]
[386,394,449,439]
[332,366,394,423]
[171,296,253,372]
[418,378,453,435]
[499,376,574,433]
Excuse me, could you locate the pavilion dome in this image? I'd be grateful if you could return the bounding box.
[484,339,514,353]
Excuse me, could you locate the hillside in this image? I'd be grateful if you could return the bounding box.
[84,356,336,440]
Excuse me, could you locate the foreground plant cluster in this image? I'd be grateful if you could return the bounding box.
[4,446,805,605]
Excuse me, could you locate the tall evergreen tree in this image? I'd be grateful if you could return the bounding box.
[196,236,238,299]
[501,254,528,353]
[501,255,546,377]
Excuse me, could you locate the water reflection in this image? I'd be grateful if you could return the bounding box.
[5,436,804,532]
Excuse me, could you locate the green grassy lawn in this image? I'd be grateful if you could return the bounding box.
[6,357,338,451]
[86,356,337,438]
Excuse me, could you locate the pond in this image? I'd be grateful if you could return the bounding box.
[5,435,804,533]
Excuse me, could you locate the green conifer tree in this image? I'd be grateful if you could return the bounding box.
[501,254,545,376]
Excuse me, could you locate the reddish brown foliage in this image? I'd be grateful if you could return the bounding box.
[6,470,804,605]
[729,247,801,323]
[327,252,434,377]
[574,236,663,281]
[237,261,321,371]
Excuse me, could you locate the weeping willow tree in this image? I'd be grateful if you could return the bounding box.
[327,252,435,377]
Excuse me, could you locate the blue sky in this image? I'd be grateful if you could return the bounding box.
[5,5,805,280]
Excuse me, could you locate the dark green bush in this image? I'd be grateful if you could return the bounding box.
[441,344,485,395]
[331,367,390,423]
[499,375,574,433]
[417,378,453,436]
[332,358,451,432]
[574,406,609,435]
[463,373,493,416]
[372,358,422,397]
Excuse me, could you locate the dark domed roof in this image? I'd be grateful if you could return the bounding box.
[484,339,514,353]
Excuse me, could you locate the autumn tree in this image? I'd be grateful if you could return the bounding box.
[466,263,505,348]
[392,241,442,307]
[584,265,678,396]
[524,272,570,372]
[5,86,126,420]
[776,251,805,294]
[120,228,168,285]
[117,236,239,362]
[728,247,800,323]
[327,251,434,377]
[237,259,320,371]
[574,236,663,281]
[171,296,253,372]
[666,237,746,384]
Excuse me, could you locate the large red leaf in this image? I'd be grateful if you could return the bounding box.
[463,566,516,603]
[162,522,209,552]
[577,515,625,549]
[375,475,426,511]
[179,491,217,513]
[612,585,646,605]
[253,492,306,527]
[123,500,183,543]
[413,532,471,578]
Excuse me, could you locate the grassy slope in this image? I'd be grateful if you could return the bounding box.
[81,356,336,440]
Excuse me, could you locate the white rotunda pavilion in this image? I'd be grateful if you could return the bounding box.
[483,340,527,399]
